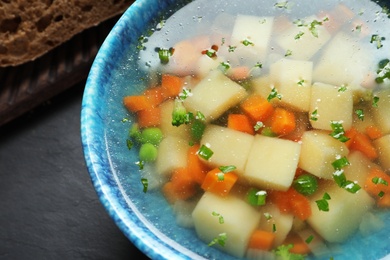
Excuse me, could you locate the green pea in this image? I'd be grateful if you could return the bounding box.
[139,143,158,162]
[293,174,318,196]
[141,127,163,146]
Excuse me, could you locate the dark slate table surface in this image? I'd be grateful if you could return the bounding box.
[0,82,149,259]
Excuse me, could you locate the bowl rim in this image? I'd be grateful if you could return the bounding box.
[80,0,203,259]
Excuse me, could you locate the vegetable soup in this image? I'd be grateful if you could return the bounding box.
[120,0,390,258]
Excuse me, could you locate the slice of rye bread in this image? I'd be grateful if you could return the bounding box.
[0,0,133,67]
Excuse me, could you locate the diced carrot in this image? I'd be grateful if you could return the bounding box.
[248,230,276,251]
[284,233,311,255]
[365,125,383,140]
[187,144,210,185]
[269,187,311,221]
[350,132,378,160]
[227,114,255,135]
[228,66,251,81]
[162,167,197,204]
[364,168,390,198]
[137,106,161,128]
[143,86,165,107]
[377,193,390,208]
[201,168,238,197]
[123,95,151,112]
[295,168,305,177]
[344,127,358,148]
[240,94,274,122]
[270,108,296,136]
[161,74,183,98]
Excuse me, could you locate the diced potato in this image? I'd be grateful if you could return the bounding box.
[373,134,390,171]
[251,75,275,101]
[276,15,331,60]
[372,88,390,135]
[308,183,374,243]
[196,55,225,78]
[269,58,313,112]
[351,103,375,134]
[313,32,375,86]
[159,100,190,140]
[192,192,261,258]
[244,135,301,191]
[259,204,294,246]
[344,151,380,185]
[299,130,349,179]
[296,228,330,258]
[309,82,353,131]
[183,70,247,122]
[200,125,254,175]
[231,15,274,62]
[155,136,189,177]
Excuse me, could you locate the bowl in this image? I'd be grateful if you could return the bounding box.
[81,0,390,259]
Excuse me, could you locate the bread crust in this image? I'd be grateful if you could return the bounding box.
[0,0,133,67]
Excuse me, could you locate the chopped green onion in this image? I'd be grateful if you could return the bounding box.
[372,177,389,186]
[333,169,348,187]
[264,212,272,220]
[378,191,385,197]
[211,211,224,224]
[254,62,263,69]
[247,188,267,206]
[267,87,282,102]
[254,121,264,131]
[332,156,350,170]
[273,224,277,232]
[141,178,148,192]
[261,127,277,137]
[293,174,318,196]
[190,119,206,143]
[219,165,237,173]
[208,233,227,247]
[196,111,206,121]
[343,181,361,194]
[198,144,214,160]
[355,109,365,121]
[156,47,174,64]
[329,121,350,142]
[310,109,318,121]
[305,235,314,244]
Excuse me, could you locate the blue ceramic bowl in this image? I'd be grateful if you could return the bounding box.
[81,0,390,259]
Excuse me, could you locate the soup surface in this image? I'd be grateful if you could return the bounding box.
[111,0,390,259]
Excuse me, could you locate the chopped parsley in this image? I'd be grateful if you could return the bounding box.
[254,62,263,69]
[338,84,347,92]
[202,45,219,58]
[316,192,331,211]
[211,211,224,224]
[228,45,237,52]
[126,139,134,150]
[274,244,305,260]
[329,121,350,142]
[355,24,362,33]
[310,109,318,121]
[372,96,380,107]
[264,212,272,220]
[355,109,365,121]
[178,88,192,100]
[294,31,305,40]
[242,39,254,46]
[208,232,227,247]
[267,87,282,102]
[136,160,145,170]
[198,144,214,160]
[370,34,385,49]
[274,1,289,9]
[306,235,314,244]
[285,49,293,57]
[297,79,305,86]
[375,59,390,83]
[219,61,231,72]
[141,178,148,192]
